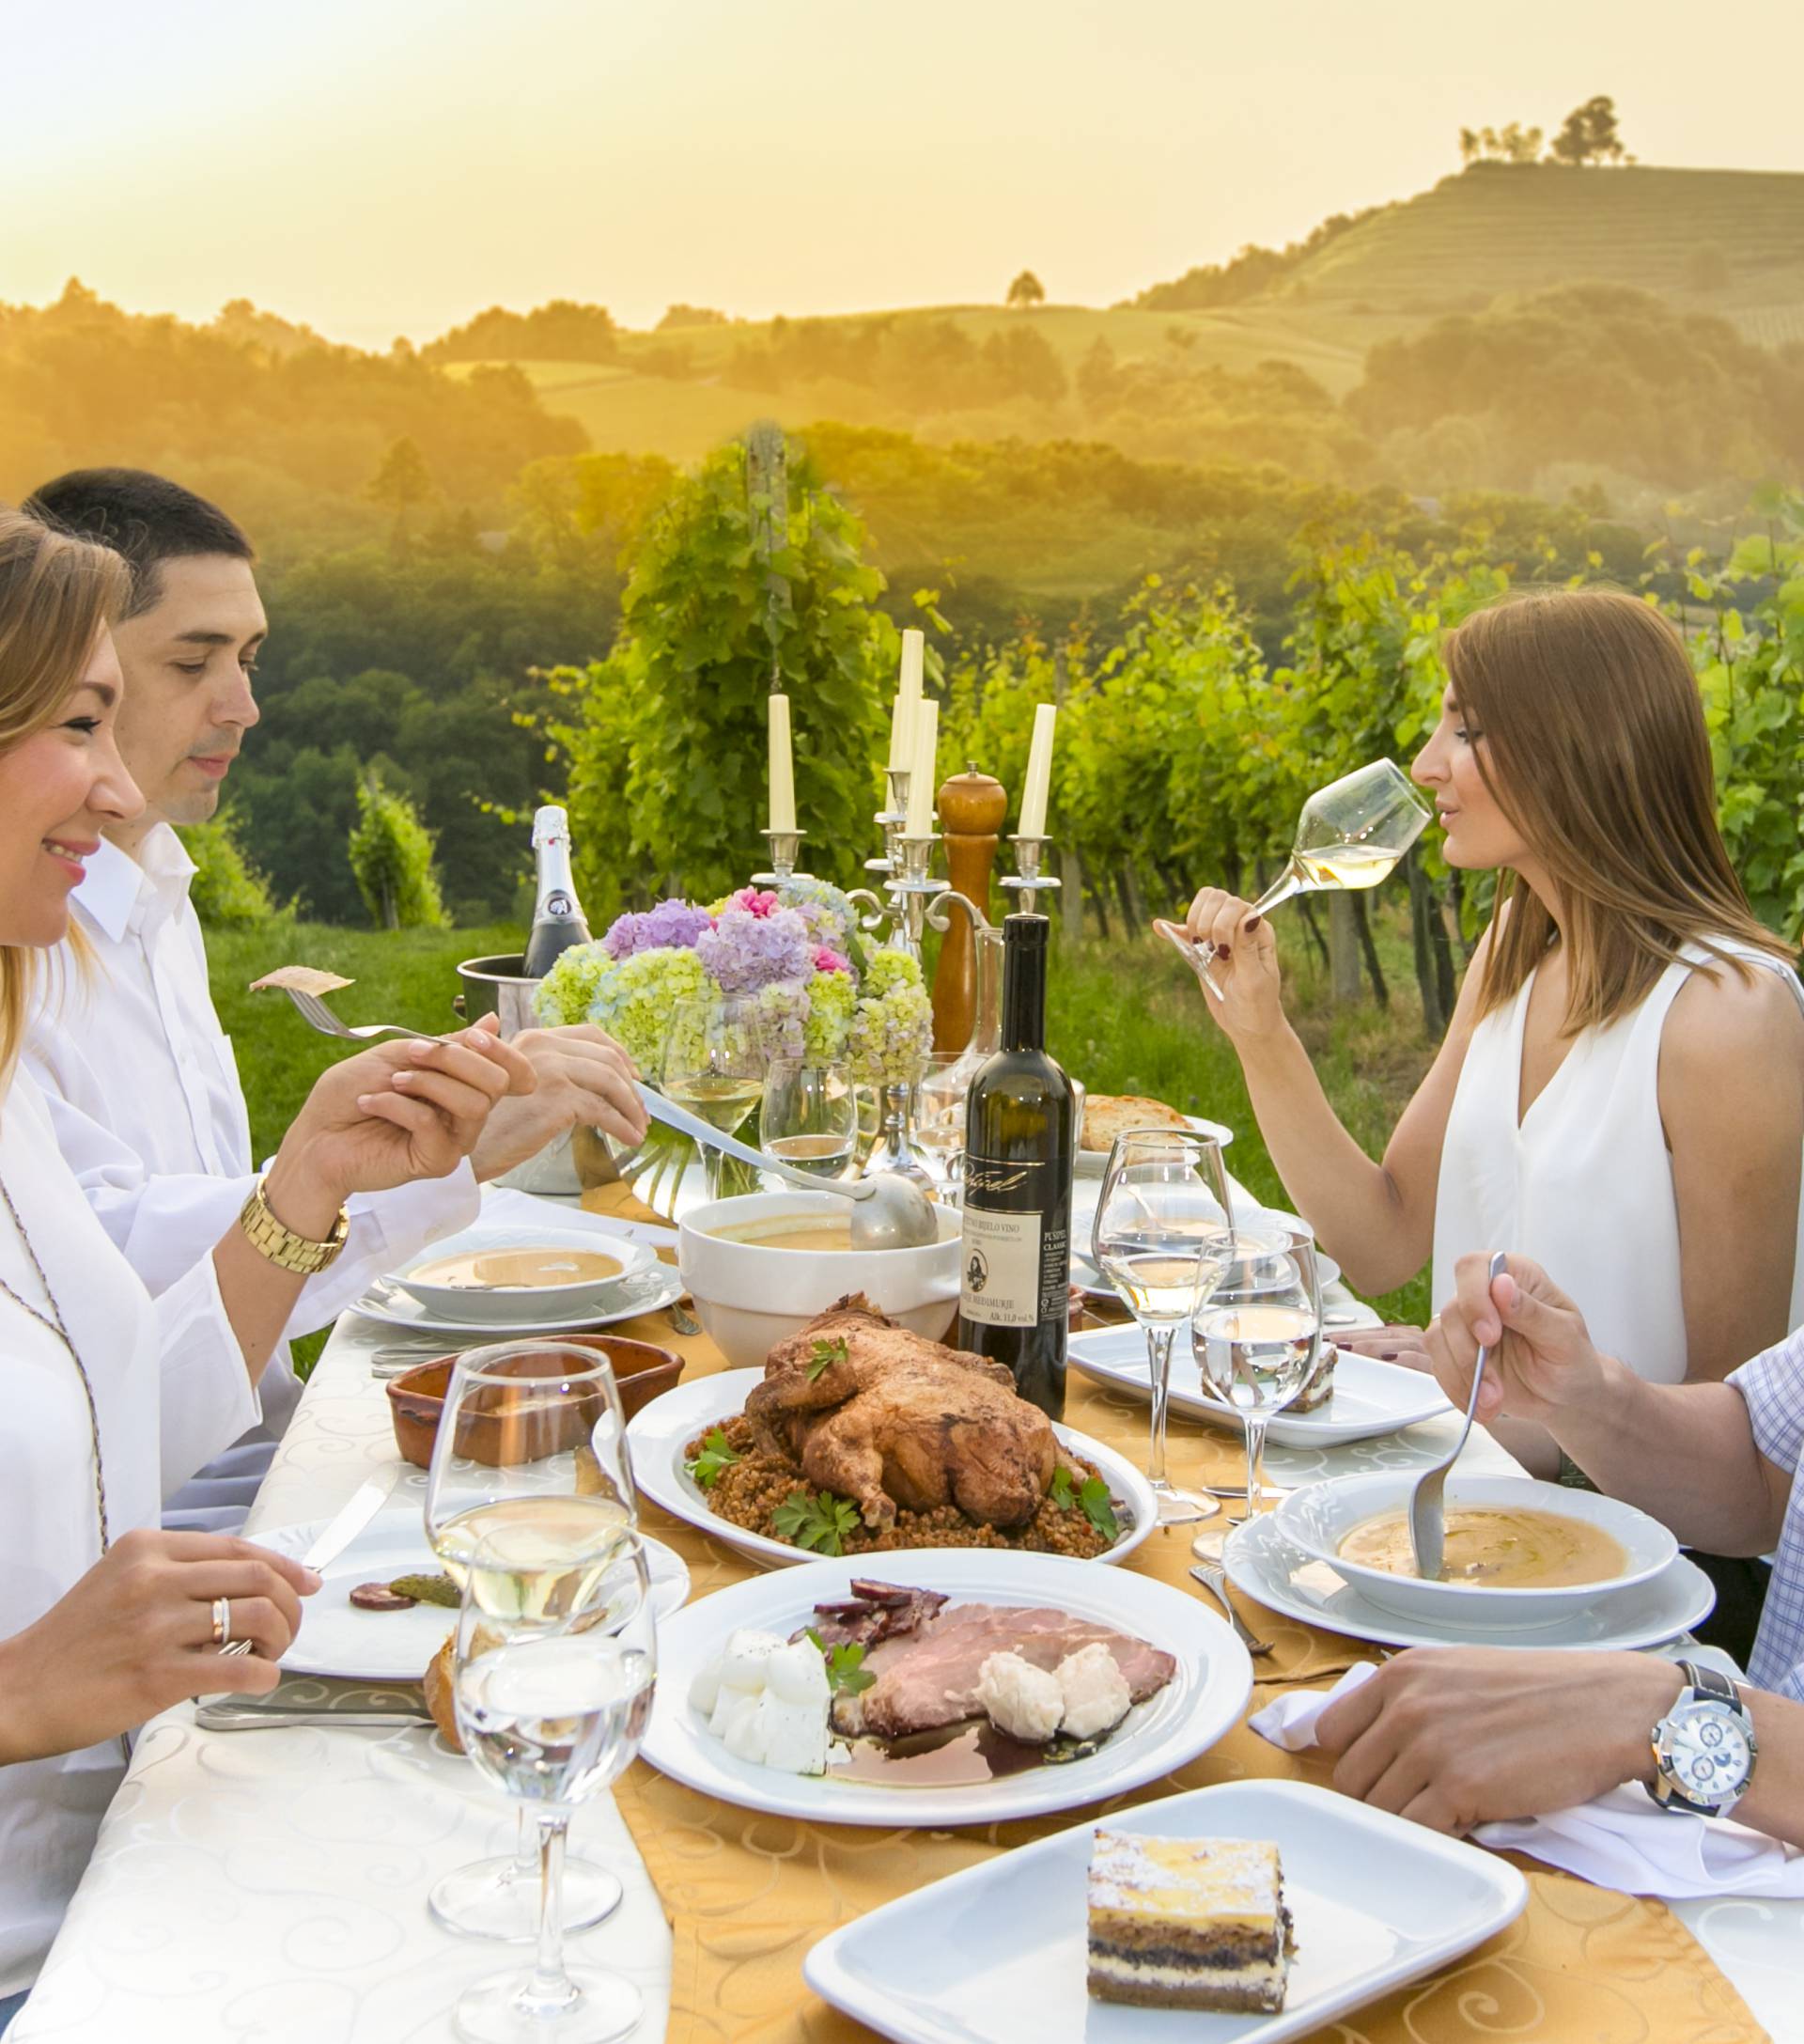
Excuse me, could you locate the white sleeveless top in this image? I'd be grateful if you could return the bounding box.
[1434,940,1804,1384]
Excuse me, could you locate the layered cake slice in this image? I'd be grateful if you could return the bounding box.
[1086,1829,1291,2012]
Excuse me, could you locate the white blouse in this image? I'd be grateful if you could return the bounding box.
[0,1072,256,1996]
[1434,940,1804,1384]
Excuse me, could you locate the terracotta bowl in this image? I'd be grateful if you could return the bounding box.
[386,1334,685,1470]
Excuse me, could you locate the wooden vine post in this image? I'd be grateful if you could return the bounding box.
[931,764,1007,1052]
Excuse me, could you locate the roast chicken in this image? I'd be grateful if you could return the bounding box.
[744,1295,1084,1531]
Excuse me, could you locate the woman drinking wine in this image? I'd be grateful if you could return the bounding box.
[1179,587,1804,1649]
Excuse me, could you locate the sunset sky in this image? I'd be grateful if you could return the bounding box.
[8,0,1802,347]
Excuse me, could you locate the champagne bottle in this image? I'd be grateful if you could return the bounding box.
[521,805,593,979]
[956,913,1075,1418]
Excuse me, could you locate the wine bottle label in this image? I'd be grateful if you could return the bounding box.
[541,890,576,918]
[959,1205,1042,1328]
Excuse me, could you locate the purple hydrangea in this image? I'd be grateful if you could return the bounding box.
[601,898,714,961]
[695,904,815,995]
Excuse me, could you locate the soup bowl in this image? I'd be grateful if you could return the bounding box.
[389,1223,660,1326]
[1273,1473,1679,1631]
[677,1190,962,1368]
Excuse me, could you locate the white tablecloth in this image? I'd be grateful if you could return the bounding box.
[15,1182,1804,2040]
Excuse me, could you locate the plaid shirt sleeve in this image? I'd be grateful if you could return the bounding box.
[1728,1330,1804,1700]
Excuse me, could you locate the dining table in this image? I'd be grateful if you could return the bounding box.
[13,1175,1801,2043]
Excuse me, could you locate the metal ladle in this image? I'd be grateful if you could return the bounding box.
[635,1084,940,1250]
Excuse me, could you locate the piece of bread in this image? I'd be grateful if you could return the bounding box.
[424,1634,463,1752]
[1081,1094,1192,1153]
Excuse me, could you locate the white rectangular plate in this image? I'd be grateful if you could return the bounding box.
[803,1776,1527,2043]
[1069,1325,1450,1447]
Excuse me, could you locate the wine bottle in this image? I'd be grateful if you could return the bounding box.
[956,913,1075,1419]
[521,805,593,979]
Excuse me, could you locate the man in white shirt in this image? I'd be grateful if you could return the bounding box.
[23,469,648,1527]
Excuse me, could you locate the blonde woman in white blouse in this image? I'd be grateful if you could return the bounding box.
[0,510,529,2020]
[1180,587,1804,1453]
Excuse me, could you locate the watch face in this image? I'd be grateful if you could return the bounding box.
[1663,1699,1753,1803]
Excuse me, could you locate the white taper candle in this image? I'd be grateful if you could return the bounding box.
[904,697,939,838]
[1018,702,1058,839]
[768,693,796,834]
[888,630,924,772]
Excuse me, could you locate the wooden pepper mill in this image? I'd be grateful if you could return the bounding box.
[931,763,1008,1053]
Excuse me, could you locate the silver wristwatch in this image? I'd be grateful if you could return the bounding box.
[1647,1659,1758,1818]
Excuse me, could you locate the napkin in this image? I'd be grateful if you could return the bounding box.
[1250,1663,1804,1900]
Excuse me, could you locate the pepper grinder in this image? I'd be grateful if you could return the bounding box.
[930,763,1007,1053]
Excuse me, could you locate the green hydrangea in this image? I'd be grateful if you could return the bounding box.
[846,950,933,1086]
[801,970,857,1065]
[534,942,614,1028]
[577,946,714,1073]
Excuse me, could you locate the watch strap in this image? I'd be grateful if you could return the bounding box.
[237,1178,350,1276]
[1678,1660,1744,1711]
[1648,1661,1756,1817]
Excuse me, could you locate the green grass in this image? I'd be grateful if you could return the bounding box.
[210,915,1434,1337]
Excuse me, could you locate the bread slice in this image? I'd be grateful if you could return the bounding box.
[424,1633,463,1752]
[1081,1094,1193,1153]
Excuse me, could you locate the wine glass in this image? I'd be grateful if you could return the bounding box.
[661,996,767,1199]
[451,1529,657,2044]
[1092,1131,1236,1525]
[423,1341,636,1941]
[759,1058,856,1180]
[911,1052,970,1200]
[1159,759,1431,1000]
[1190,1232,1323,1519]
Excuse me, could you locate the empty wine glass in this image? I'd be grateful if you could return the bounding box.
[662,996,767,1198]
[911,1052,970,1200]
[423,1341,636,1942]
[451,1529,657,2044]
[1158,758,1432,1001]
[1093,1131,1236,1525]
[1191,1232,1323,1518]
[759,1058,857,1180]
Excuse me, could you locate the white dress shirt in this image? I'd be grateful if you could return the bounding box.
[23,828,479,1523]
[0,1070,257,1995]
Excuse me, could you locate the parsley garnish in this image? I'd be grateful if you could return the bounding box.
[804,1629,877,1695]
[684,1428,739,1490]
[806,1335,850,1382]
[1050,1467,1120,1542]
[771,1488,861,1556]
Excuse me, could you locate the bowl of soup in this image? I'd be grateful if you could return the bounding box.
[677,1191,962,1369]
[390,1224,660,1325]
[1272,1473,1678,1630]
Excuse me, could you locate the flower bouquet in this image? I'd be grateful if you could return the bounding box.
[535,880,934,1215]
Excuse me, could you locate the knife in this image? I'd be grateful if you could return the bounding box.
[195,1700,435,1731]
[300,1478,394,1573]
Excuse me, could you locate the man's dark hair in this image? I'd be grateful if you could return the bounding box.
[23,468,253,619]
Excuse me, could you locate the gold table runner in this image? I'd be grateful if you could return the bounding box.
[583,1186,1764,2042]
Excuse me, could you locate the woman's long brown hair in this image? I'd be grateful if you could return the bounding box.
[1446,585,1792,1034]
[0,507,130,1078]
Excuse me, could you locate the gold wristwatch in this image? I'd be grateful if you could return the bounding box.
[237,1178,350,1275]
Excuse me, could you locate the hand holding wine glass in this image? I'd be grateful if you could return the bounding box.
[1093,1131,1236,1525]
[1191,1232,1323,1519]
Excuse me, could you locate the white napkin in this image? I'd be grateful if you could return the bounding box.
[1250,1663,1804,1900]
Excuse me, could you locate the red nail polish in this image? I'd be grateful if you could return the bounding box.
[1217,946,1231,960]
[1246,916,1262,931]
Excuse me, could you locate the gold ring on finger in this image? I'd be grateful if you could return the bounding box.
[210,1596,231,1648]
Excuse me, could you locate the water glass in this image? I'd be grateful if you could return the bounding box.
[759,1059,857,1181]
[1093,1131,1235,1524]
[911,1052,970,1199]
[451,1531,657,2044]
[1190,1232,1323,1518]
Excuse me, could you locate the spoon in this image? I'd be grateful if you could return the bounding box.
[635,1084,939,1251]
[1406,1249,1507,1579]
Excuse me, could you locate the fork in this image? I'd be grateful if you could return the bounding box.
[1189,1561,1274,1656]
[268,984,424,1046]
[1406,1249,1507,1578]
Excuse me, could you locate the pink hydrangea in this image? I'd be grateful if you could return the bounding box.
[814,947,851,975]
[724,886,780,919]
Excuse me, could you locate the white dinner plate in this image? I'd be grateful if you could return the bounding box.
[642,1548,1251,1828]
[348,1263,687,1337]
[803,1775,1527,2043]
[1221,1509,1716,1653]
[1074,1112,1236,1177]
[390,1222,661,1325]
[627,1368,1157,1569]
[1068,1325,1451,1447]
[257,1506,692,1679]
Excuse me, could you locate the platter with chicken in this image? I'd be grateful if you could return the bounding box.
[626,1295,1156,1569]
[640,1548,1252,1825]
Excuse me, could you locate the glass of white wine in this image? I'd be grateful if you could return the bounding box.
[759,1058,856,1180]
[1157,758,1432,1001]
[450,1529,657,2044]
[1093,1130,1236,1525]
[1190,1232,1323,1519]
[661,995,768,1200]
[911,1051,971,1201]
[423,1341,636,1942]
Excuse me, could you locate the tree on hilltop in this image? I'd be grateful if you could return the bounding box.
[1458,122,1543,165]
[1006,270,1046,309]
[1547,95,1632,165]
